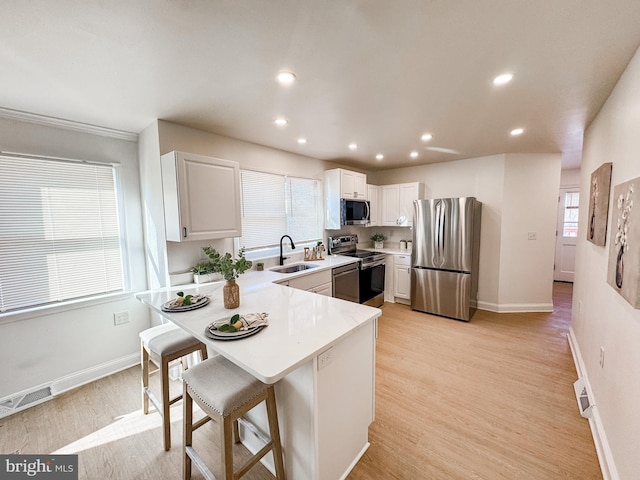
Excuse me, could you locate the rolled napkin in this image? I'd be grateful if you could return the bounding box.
[210,312,269,331]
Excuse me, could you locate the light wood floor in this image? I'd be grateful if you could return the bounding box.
[0,282,601,479]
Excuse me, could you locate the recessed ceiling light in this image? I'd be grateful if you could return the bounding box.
[276,71,296,86]
[274,117,288,127]
[493,73,514,86]
[376,154,384,161]
[410,151,419,159]
[510,127,524,136]
[348,143,358,150]
[297,138,307,145]
[421,133,433,142]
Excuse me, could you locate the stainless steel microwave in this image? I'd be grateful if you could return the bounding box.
[340,198,370,225]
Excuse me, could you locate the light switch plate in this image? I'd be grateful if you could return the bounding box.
[114,311,130,325]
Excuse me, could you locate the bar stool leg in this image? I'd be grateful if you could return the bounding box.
[266,386,286,479]
[183,383,193,480]
[141,344,150,415]
[221,415,235,480]
[161,356,172,451]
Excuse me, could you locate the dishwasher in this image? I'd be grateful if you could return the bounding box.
[332,262,359,303]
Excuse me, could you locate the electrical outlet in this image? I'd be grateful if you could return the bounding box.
[527,231,537,240]
[114,311,130,325]
[317,347,334,370]
[599,347,605,368]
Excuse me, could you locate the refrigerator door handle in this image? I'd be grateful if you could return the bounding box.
[433,201,441,266]
[434,200,446,267]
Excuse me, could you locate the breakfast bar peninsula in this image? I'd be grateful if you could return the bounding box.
[136,274,380,480]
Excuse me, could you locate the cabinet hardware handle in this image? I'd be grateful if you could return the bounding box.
[183,227,187,238]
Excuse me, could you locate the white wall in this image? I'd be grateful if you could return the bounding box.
[499,154,561,309]
[561,167,581,188]
[571,45,640,480]
[0,117,149,399]
[139,120,340,285]
[368,153,561,312]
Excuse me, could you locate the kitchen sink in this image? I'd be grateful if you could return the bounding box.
[270,263,318,274]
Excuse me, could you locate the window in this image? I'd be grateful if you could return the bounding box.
[239,170,322,252]
[562,191,580,237]
[0,155,124,313]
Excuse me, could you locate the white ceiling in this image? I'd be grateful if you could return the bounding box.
[2,1,640,171]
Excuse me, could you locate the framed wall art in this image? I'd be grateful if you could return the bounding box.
[587,162,612,246]
[607,176,640,308]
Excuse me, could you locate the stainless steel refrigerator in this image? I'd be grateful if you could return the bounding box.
[411,197,482,321]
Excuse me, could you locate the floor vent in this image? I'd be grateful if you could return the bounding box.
[0,386,53,419]
[573,378,593,418]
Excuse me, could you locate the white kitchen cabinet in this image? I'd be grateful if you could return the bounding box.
[367,184,381,227]
[311,282,333,296]
[394,254,411,304]
[324,168,368,229]
[381,182,424,227]
[398,183,423,227]
[340,169,367,199]
[161,151,241,242]
[282,269,333,296]
[381,185,400,226]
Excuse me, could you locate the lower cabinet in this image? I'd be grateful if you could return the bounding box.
[280,269,333,297]
[311,282,333,296]
[384,254,412,305]
[394,254,411,304]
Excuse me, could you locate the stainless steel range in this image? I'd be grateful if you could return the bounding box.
[328,235,386,308]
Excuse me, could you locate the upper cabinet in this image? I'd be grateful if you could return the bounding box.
[381,182,424,227]
[367,184,381,227]
[324,168,368,229]
[381,185,400,226]
[161,151,242,242]
[340,169,367,200]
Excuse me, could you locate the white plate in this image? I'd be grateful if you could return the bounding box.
[161,295,210,312]
[205,322,265,341]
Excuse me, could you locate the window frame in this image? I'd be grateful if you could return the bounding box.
[235,169,324,261]
[0,153,131,321]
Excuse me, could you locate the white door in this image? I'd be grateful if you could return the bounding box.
[554,189,579,282]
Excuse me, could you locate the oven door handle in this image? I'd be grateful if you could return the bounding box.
[360,259,386,270]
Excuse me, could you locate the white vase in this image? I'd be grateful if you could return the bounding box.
[374,241,384,249]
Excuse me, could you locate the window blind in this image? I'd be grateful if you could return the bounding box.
[0,156,124,313]
[239,170,322,250]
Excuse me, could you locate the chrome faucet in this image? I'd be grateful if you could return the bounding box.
[279,235,296,265]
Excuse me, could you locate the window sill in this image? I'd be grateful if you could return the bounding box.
[0,291,135,325]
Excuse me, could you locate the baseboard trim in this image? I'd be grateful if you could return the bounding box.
[0,353,139,419]
[51,352,140,396]
[567,327,619,480]
[477,301,554,313]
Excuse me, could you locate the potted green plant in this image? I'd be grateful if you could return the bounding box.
[203,246,252,308]
[191,262,216,284]
[370,232,387,249]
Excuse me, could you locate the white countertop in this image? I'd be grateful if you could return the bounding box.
[246,254,359,287]
[136,255,380,384]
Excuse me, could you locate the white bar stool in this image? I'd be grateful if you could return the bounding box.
[182,356,286,480]
[140,323,208,450]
